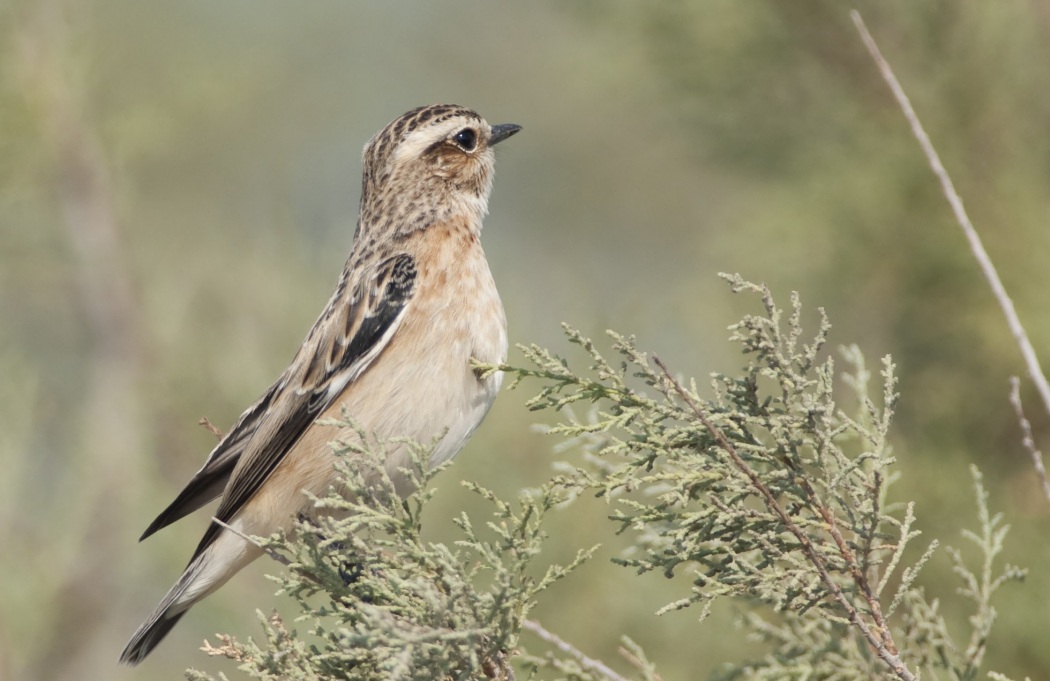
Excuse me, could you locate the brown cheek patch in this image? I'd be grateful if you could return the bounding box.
[424,146,473,178]
[447,151,476,177]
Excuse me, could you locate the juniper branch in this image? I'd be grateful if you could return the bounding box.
[188,275,1027,681]
[652,355,915,681]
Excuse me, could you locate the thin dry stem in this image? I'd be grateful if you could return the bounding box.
[522,619,631,681]
[1008,377,1050,508]
[851,10,1050,424]
[198,416,226,440]
[209,517,292,568]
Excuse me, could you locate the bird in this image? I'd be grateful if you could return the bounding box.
[120,104,521,665]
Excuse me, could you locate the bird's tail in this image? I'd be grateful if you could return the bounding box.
[120,609,188,666]
[120,527,262,665]
[119,553,208,666]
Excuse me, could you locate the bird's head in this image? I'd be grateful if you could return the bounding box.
[359,104,521,235]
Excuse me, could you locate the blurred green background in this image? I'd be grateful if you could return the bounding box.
[3,1,1050,679]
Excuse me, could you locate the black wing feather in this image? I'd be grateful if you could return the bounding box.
[139,381,282,540]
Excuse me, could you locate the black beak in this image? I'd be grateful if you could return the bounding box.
[489,123,522,146]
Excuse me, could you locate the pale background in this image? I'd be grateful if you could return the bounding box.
[3,1,1050,679]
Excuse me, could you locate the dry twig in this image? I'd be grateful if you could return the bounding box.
[522,619,631,681]
[209,517,291,568]
[852,8,1050,514]
[1008,377,1050,507]
[851,11,1050,422]
[198,416,226,440]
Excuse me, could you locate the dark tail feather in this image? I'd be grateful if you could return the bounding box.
[119,608,187,665]
[120,553,208,665]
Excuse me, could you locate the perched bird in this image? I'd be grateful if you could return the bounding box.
[120,104,521,665]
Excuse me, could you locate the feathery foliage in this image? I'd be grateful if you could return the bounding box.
[190,276,1025,681]
[186,428,592,681]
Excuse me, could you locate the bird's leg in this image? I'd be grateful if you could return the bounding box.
[295,513,378,598]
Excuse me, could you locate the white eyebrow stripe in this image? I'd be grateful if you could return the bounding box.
[390,118,483,165]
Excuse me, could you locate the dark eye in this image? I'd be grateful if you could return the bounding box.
[453,128,477,151]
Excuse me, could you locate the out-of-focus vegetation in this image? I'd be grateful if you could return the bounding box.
[2,1,1049,679]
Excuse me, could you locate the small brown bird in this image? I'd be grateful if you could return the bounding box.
[120,104,521,665]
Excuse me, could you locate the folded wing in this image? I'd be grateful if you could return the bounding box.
[140,253,417,558]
